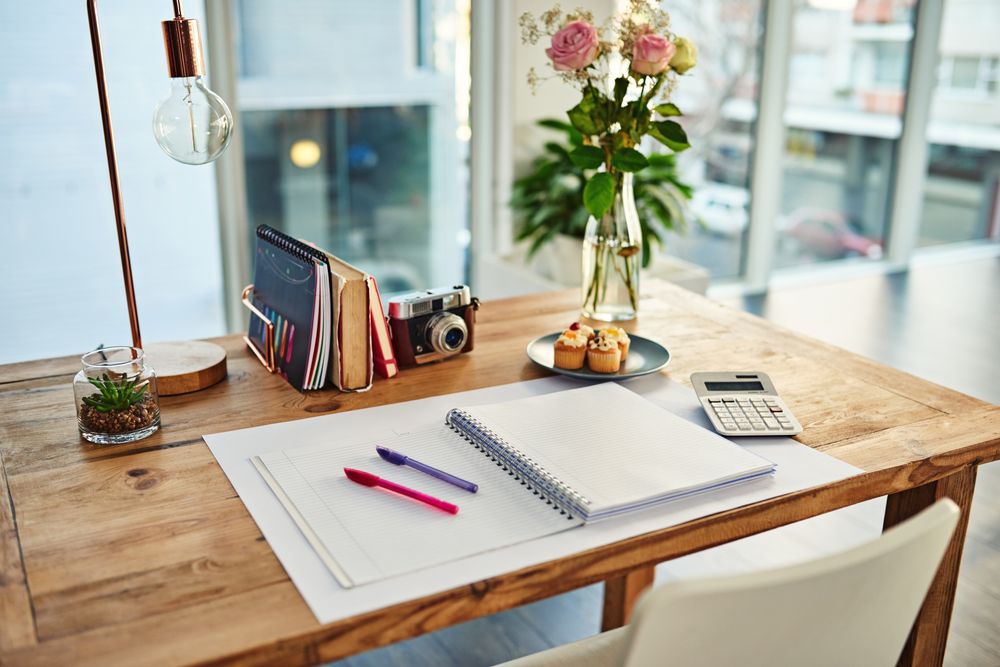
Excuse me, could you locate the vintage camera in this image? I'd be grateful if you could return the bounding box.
[388,285,479,367]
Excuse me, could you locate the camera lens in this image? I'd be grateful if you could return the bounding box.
[426,313,468,355]
[444,327,464,349]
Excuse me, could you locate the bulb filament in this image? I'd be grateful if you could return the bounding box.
[184,82,197,153]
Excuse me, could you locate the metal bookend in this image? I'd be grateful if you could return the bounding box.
[242,285,275,373]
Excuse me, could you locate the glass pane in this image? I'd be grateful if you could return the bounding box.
[659,0,763,280]
[235,0,471,295]
[0,1,226,364]
[918,0,1000,248]
[775,0,916,268]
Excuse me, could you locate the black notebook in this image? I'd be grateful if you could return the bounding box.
[248,226,332,390]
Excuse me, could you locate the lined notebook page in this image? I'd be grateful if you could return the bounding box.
[255,424,579,588]
[459,382,775,519]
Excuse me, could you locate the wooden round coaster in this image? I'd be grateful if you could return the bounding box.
[143,341,227,396]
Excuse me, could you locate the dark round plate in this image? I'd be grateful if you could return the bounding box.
[526,332,670,380]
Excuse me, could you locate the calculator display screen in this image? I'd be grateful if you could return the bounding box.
[705,381,765,392]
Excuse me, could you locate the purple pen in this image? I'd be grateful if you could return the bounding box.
[376,446,479,493]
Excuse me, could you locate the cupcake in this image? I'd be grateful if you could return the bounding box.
[553,329,588,369]
[587,333,622,373]
[569,321,595,342]
[601,327,631,361]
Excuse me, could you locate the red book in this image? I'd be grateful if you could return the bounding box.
[368,277,398,379]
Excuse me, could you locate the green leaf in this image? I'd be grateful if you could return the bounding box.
[613,77,629,106]
[611,148,649,173]
[583,173,615,219]
[537,118,573,133]
[650,120,690,152]
[569,146,604,169]
[567,88,609,136]
[655,103,682,117]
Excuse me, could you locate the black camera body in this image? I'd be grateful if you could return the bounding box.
[388,285,478,367]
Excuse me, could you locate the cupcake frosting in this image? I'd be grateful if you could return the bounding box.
[589,334,618,351]
[556,330,588,348]
[569,322,595,338]
[601,327,630,343]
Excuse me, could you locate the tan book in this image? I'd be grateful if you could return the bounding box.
[315,250,373,392]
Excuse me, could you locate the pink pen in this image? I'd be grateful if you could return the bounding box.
[344,468,459,515]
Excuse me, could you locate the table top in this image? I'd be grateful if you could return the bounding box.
[2,280,998,666]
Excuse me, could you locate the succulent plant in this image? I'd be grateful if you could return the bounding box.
[82,373,148,413]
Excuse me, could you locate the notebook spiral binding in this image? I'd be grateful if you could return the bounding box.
[446,409,589,520]
[256,224,328,265]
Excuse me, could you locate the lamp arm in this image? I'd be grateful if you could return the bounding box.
[86,0,142,349]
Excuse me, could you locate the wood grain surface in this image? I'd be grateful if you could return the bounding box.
[1,279,998,667]
[143,341,228,396]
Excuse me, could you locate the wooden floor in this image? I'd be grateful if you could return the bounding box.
[333,257,1000,667]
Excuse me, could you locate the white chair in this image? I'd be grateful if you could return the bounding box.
[498,499,959,667]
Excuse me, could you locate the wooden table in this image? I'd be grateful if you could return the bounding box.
[1,280,998,666]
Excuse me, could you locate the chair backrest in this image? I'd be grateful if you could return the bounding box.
[622,498,960,667]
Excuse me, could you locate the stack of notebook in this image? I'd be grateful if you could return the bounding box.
[247,225,396,391]
[252,382,776,587]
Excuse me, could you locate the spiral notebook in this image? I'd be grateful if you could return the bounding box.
[248,225,372,391]
[252,382,776,587]
[248,225,332,390]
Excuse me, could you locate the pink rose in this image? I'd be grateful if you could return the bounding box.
[545,20,599,71]
[631,32,676,76]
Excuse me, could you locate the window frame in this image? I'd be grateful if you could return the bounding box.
[207,0,1000,318]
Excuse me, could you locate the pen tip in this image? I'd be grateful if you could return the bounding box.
[375,446,406,465]
[344,468,379,486]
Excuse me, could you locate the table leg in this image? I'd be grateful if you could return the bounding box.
[601,567,655,631]
[884,465,977,667]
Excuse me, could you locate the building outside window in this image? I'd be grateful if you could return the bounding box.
[919,0,1000,248]
[233,0,472,295]
[655,0,762,280]
[774,0,915,269]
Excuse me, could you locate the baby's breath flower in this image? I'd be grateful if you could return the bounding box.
[519,12,541,45]
[565,8,594,24]
[526,67,540,93]
[541,6,563,32]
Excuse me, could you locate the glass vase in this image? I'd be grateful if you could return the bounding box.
[581,172,643,321]
[74,346,160,444]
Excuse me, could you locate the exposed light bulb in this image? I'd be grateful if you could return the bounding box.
[153,76,233,165]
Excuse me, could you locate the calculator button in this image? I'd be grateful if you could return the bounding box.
[751,423,765,431]
[763,418,780,429]
[737,424,751,431]
[764,397,778,405]
[723,398,736,403]
[708,398,722,403]
[751,397,765,404]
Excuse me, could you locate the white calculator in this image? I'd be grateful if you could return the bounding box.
[691,372,802,437]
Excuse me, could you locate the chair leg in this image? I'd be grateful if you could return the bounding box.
[601,567,655,631]
[884,465,977,667]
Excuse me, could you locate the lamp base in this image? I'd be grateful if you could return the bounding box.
[143,340,227,396]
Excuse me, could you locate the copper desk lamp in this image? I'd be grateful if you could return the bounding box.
[87,0,233,394]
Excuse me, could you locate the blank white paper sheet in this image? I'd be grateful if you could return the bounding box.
[204,375,862,624]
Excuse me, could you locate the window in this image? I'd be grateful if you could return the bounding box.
[939,56,999,94]
[919,0,1000,248]
[774,0,915,268]
[232,0,471,295]
[0,0,226,364]
[656,0,763,280]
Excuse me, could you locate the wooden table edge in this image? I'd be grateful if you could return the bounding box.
[133,439,1000,666]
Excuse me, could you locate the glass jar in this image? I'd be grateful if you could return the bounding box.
[73,346,160,444]
[581,172,643,321]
